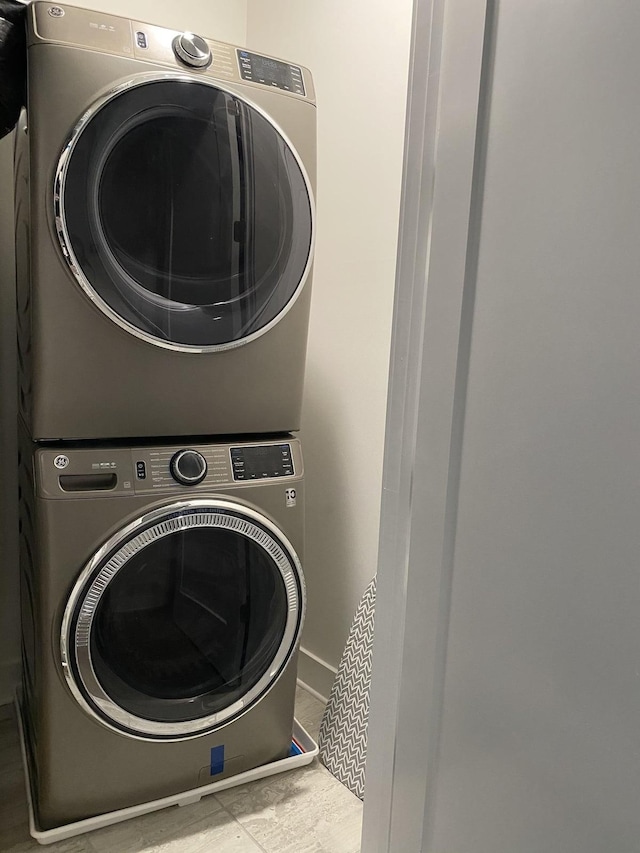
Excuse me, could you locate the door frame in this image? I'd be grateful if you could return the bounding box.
[362,0,492,849]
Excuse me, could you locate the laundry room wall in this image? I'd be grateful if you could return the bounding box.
[246,1,413,697]
[0,0,248,706]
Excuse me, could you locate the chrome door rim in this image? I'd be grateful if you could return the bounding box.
[60,499,305,741]
[53,72,316,353]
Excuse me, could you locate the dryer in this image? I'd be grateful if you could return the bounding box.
[16,2,316,440]
[19,432,305,829]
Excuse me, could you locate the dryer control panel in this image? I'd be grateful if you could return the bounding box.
[29,2,316,103]
[237,50,305,96]
[36,439,303,499]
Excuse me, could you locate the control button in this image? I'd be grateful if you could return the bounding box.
[170,450,208,486]
[136,31,148,48]
[135,461,146,480]
[172,32,212,69]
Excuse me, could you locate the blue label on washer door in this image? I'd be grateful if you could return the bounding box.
[210,745,225,776]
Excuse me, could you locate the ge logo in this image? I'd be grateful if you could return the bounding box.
[54,455,69,469]
[48,6,65,16]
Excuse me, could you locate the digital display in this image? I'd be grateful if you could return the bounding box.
[252,56,289,86]
[237,50,305,96]
[231,444,294,480]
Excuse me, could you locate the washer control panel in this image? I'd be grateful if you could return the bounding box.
[36,439,302,498]
[230,443,294,481]
[170,449,208,485]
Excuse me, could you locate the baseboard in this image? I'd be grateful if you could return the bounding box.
[0,658,20,708]
[297,646,337,703]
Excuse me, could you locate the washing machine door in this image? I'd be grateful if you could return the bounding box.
[60,500,305,740]
[55,77,313,352]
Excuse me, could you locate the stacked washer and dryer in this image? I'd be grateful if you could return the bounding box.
[15,2,316,831]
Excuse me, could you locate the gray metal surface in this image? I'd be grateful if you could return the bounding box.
[18,3,316,440]
[20,432,305,829]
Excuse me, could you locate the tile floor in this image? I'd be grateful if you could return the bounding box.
[0,687,363,853]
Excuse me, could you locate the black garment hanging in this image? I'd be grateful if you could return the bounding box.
[0,0,26,139]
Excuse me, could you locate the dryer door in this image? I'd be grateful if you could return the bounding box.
[55,78,313,352]
[61,500,305,740]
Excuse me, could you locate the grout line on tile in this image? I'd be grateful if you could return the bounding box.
[222,804,270,853]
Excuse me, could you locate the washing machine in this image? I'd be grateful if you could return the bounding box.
[18,431,305,829]
[15,2,316,440]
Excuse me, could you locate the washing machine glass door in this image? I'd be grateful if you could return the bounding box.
[61,500,304,740]
[56,78,313,351]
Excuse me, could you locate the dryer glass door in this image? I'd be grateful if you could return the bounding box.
[61,502,304,740]
[56,79,313,351]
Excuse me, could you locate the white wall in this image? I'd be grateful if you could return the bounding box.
[246,1,412,696]
[0,0,248,706]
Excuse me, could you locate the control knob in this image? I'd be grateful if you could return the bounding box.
[172,32,212,69]
[170,449,207,486]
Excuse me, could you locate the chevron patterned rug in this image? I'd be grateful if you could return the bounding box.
[318,577,376,800]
